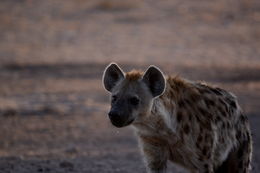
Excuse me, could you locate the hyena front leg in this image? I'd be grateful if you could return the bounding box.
[141,141,168,173]
[215,133,252,173]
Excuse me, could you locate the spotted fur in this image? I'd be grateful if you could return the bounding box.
[103,63,253,173]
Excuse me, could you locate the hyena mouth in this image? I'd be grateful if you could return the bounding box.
[125,118,134,126]
[111,120,125,128]
[110,117,135,128]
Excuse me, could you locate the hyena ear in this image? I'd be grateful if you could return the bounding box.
[102,63,125,92]
[142,66,166,97]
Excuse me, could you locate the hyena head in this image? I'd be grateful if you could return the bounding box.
[102,63,166,128]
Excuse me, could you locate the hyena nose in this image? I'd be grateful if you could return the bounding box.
[108,110,120,119]
[108,110,124,127]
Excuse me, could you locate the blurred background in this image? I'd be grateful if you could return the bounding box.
[0,0,259,172]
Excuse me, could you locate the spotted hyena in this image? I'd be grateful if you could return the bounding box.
[102,63,252,173]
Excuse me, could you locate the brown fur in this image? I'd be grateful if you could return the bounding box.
[125,70,143,81]
[103,64,253,173]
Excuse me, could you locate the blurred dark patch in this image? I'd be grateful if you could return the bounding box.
[0,109,17,117]
[59,9,97,21]
[174,65,260,83]
[2,63,260,83]
[64,147,78,155]
[0,106,61,117]
[59,161,74,170]
[221,13,235,25]
[1,63,106,79]
[115,16,152,24]
[96,0,137,12]
[0,92,109,117]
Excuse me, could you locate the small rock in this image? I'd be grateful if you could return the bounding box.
[59,161,74,169]
[37,168,43,172]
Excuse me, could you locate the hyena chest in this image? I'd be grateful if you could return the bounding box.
[167,137,201,170]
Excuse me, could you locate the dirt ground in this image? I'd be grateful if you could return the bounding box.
[0,0,260,172]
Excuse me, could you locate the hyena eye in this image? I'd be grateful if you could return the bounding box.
[111,95,117,103]
[129,96,140,106]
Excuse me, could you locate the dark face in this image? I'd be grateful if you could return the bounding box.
[108,93,140,127]
[103,63,166,128]
[107,79,154,128]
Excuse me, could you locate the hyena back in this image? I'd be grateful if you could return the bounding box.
[102,63,252,173]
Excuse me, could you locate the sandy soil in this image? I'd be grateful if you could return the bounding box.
[0,0,259,172]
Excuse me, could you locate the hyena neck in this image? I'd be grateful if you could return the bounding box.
[153,97,178,133]
[133,76,187,136]
[133,97,177,137]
